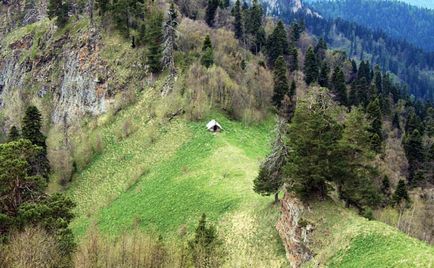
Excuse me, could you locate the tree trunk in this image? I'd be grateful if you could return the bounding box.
[274,192,279,204]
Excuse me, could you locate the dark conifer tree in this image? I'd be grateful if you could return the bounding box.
[233,0,243,40]
[289,22,301,43]
[318,61,330,88]
[331,66,347,106]
[22,106,46,151]
[146,8,164,73]
[394,180,409,204]
[201,35,214,68]
[272,56,290,108]
[304,46,318,85]
[266,21,289,65]
[205,0,219,27]
[366,98,383,152]
[381,176,391,197]
[8,126,20,142]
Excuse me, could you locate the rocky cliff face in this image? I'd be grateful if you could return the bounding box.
[276,192,313,268]
[261,0,303,15]
[0,18,109,129]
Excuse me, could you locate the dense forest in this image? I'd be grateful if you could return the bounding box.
[279,9,434,101]
[307,0,434,52]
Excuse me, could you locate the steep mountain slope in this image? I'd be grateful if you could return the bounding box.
[307,0,434,52]
[305,0,434,10]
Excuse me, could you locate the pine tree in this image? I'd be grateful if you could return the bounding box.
[394,180,409,204]
[366,98,383,152]
[146,8,164,73]
[331,66,347,106]
[22,106,50,178]
[318,61,330,88]
[48,0,69,28]
[205,0,219,27]
[233,0,243,40]
[22,106,46,152]
[304,46,318,85]
[201,35,214,68]
[285,89,342,199]
[266,21,289,65]
[8,126,20,142]
[272,56,289,108]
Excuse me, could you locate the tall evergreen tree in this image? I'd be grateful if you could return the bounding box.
[7,126,20,142]
[314,37,327,62]
[366,98,383,152]
[205,0,219,27]
[392,112,401,131]
[201,35,214,68]
[394,180,409,204]
[233,0,243,40]
[22,106,46,151]
[289,22,302,43]
[285,89,342,199]
[318,61,330,88]
[272,56,290,108]
[266,21,289,65]
[304,46,318,85]
[146,8,164,73]
[331,66,347,105]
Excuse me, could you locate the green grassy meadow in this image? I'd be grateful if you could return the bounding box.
[66,88,288,266]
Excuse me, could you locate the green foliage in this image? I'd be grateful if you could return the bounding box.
[201,35,214,68]
[288,47,298,72]
[393,180,410,204]
[366,98,383,152]
[272,56,290,108]
[47,0,69,28]
[303,47,318,85]
[146,8,164,73]
[7,126,20,142]
[188,214,222,268]
[243,0,265,53]
[330,66,347,105]
[0,140,75,259]
[266,21,289,65]
[392,112,401,131]
[95,0,110,17]
[285,89,342,199]
[22,106,49,178]
[318,61,330,88]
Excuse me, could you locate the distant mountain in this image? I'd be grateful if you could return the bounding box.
[305,0,434,10]
[306,0,434,52]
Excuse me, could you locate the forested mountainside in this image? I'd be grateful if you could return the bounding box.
[305,0,434,10]
[307,0,434,52]
[0,0,434,267]
[277,8,434,101]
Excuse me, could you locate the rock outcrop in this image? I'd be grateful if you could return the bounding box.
[276,192,313,268]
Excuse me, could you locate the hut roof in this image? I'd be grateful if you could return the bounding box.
[206,120,223,130]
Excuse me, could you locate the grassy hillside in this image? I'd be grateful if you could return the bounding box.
[66,87,288,266]
[304,200,434,267]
